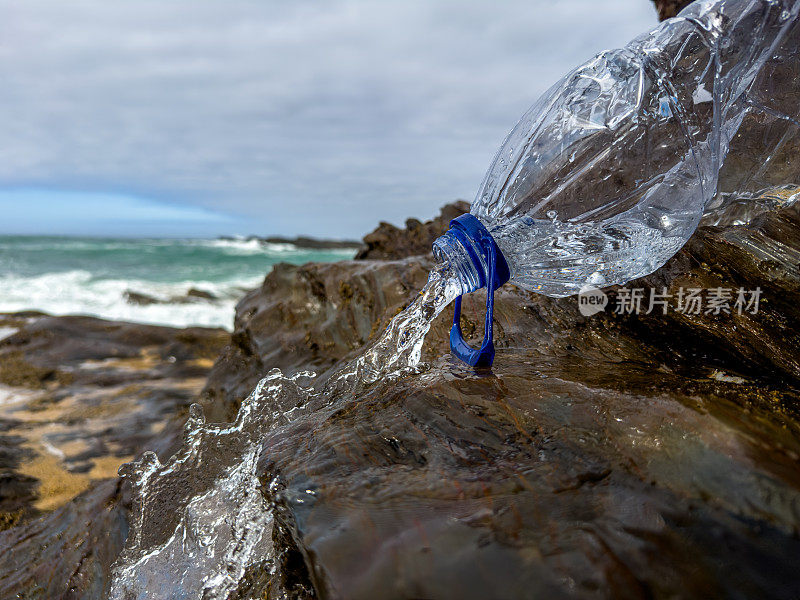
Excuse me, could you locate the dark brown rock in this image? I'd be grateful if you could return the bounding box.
[354,200,470,260]
[262,236,362,250]
[123,290,160,306]
[260,356,800,599]
[0,479,129,598]
[185,287,217,301]
[651,0,693,20]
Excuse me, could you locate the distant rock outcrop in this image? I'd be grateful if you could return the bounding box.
[262,236,361,250]
[124,287,219,306]
[219,235,362,250]
[354,200,470,260]
[652,0,693,20]
[122,290,160,306]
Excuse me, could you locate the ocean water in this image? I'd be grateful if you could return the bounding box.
[0,236,357,330]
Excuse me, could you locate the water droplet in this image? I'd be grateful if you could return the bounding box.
[188,403,205,423]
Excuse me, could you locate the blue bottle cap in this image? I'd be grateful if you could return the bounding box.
[444,214,509,368]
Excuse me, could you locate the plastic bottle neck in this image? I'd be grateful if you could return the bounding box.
[432,213,510,296]
[432,231,483,295]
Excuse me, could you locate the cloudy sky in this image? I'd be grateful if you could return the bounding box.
[0,0,657,238]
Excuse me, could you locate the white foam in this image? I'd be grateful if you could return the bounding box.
[0,270,264,330]
[0,326,18,341]
[200,238,287,255]
[198,238,355,255]
[258,242,298,253]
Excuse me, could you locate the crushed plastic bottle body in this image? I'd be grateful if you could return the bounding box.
[437,0,800,297]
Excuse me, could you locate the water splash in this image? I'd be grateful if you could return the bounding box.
[109,264,460,599]
[323,263,461,396]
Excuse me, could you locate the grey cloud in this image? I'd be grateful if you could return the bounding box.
[0,0,657,237]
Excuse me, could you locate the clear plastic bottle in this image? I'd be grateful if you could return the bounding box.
[435,0,800,299]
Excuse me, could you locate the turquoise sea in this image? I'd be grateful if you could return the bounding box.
[0,236,356,329]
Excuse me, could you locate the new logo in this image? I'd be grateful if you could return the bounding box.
[578,286,608,316]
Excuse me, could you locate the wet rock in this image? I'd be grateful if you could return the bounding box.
[259,354,800,599]
[0,479,129,598]
[0,313,228,526]
[126,287,220,305]
[354,201,469,260]
[200,204,800,598]
[185,287,217,301]
[123,290,160,306]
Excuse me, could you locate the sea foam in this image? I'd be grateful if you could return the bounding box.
[0,236,354,330]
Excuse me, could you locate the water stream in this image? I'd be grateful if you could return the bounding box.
[109,264,460,599]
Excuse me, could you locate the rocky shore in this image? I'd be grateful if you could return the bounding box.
[0,314,228,596]
[0,314,228,523]
[1,191,798,597]
[3,2,800,596]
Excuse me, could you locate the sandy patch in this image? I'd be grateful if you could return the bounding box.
[17,447,133,512]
